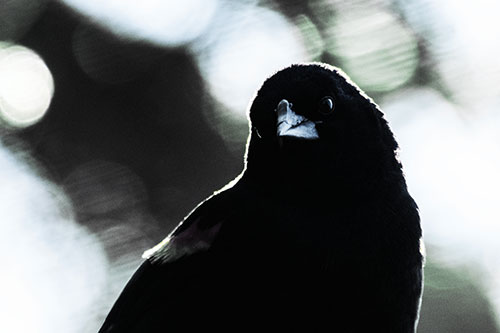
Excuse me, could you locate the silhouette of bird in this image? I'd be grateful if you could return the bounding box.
[99,63,424,333]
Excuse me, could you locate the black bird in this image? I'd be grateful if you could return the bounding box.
[98,63,424,332]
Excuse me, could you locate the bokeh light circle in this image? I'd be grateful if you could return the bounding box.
[193,4,308,118]
[0,43,54,127]
[61,0,218,47]
[326,8,419,93]
[0,143,108,333]
[398,0,500,110]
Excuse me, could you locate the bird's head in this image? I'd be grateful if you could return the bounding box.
[244,63,403,197]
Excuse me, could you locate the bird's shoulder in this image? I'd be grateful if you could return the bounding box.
[143,177,246,266]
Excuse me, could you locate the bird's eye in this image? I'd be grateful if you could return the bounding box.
[318,96,335,115]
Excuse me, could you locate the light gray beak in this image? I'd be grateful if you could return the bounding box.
[276,99,319,140]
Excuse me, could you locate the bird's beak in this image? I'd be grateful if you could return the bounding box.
[276,99,319,140]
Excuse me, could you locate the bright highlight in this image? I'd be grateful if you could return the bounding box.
[193,5,307,117]
[327,8,418,92]
[0,43,54,127]
[0,142,108,333]
[60,0,218,47]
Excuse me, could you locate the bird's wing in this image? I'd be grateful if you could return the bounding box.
[143,192,228,265]
[98,188,237,333]
[98,260,159,333]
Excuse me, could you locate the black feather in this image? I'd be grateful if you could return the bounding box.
[99,62,424,333]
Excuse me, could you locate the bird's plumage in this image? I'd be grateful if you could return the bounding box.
[99,63,424,333]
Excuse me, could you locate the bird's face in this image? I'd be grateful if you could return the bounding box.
[245,63,400,191]
[249,63,342,143]
[275,96,333,142]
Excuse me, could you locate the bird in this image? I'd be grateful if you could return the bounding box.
[98,62,424,333]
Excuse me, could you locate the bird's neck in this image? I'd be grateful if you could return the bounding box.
[244,156,405,209]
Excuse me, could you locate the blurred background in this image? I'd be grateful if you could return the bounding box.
[1,0,499,332]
